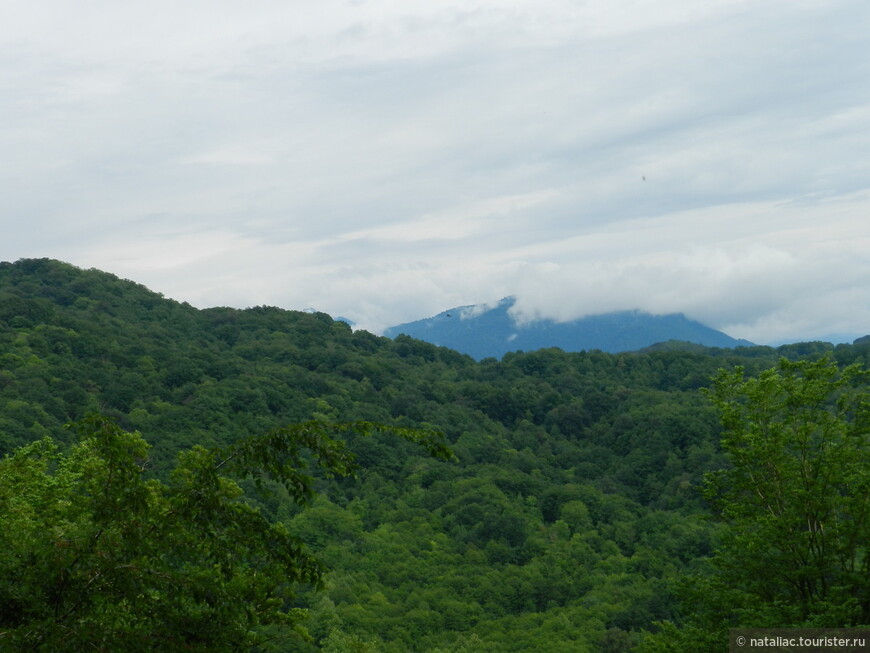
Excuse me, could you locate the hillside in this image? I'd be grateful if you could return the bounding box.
[1,258,867,651]
[384,297,753,360]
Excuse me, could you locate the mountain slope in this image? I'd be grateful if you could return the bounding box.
[2,258,868,651]
[384,297,753,360]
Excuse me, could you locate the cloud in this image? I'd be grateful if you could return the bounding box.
[504,191,870,342]
[1,0,869,345]
[332,190,557,244]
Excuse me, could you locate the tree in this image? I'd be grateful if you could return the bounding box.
[642,358,870,651]
[0,415,450,651]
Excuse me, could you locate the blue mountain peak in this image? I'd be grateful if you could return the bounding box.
[384,299,751,360]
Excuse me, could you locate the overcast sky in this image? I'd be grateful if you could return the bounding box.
[2,0,869,344]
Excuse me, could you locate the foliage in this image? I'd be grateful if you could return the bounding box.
[1,259,869,651]
[643,358,870,651]
[0,415,449,650]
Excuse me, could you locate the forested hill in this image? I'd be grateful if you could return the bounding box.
[1,258,868,652]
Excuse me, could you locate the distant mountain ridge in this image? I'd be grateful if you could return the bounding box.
[384,297,753,360]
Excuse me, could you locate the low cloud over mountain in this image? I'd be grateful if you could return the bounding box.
[385,297,752,360]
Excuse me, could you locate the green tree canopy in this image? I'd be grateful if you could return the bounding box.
[0,415,450,651]
[643,358,870,651]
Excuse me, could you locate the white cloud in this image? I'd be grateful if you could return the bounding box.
[1,0,869,345]
[333,190,557,243]
[503,191,870,341]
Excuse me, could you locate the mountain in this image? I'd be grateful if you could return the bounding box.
[2,259,868,650]
[384,297,753,360]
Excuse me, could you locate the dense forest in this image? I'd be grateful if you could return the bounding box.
[0,258,867,651]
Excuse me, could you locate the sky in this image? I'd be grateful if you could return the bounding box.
[2,0,869,344]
